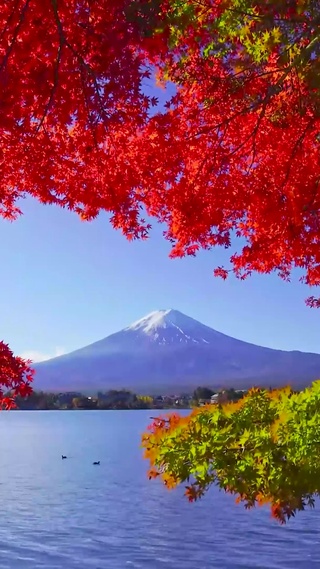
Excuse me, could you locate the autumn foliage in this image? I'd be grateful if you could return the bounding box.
[142,382,320,524]
[0,0,319,295]
[138,0,320,304]
[1,0,320,521]
[0,342,33,408]
[0,0,156,236]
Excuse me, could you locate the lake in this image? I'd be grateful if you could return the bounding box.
[0,410,318,568]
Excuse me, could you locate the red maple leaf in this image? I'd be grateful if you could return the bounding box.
[0,342,34,409]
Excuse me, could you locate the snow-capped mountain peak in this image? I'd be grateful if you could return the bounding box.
[125,309,210,345]
[125,309,175,333]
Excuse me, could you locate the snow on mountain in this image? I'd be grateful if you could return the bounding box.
[126,309,174,333]
[33,309,320,393]
[124,309,211,345]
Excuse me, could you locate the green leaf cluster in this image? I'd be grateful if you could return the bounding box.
[140,0,320,100]
[142,381,320,523]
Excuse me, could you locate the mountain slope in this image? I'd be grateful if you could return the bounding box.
[33,309,320,392]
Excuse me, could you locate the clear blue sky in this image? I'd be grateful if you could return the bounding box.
[1,196,319,362]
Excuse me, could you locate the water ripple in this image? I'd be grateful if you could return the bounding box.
[0,410,318,568]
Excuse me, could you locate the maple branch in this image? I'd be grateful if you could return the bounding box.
[50,0,64,41]
[280,118,315,191]
[0,0,30,73]
[50,0,111,124]
[183,47,318,172]
[49,0,131,220]
[181,10,320,147]
[36,41,63,132]
[281,30,320,79]
[186,82,269,185]
[0,0,21,43]
[223,6,314,25]
[223,96,268,167]
[184,68,282,144]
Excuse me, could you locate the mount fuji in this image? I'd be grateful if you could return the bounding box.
[33,309,320,393]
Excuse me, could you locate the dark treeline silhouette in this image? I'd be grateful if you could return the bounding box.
[13,386,248,411]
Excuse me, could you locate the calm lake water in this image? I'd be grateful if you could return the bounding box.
[0,410,318,568]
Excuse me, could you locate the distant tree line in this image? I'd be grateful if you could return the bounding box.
[13,386,247,410]
[15,390,153,410]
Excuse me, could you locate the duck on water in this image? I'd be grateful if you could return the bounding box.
[62,455,100,465]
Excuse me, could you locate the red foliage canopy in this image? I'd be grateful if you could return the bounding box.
[0,1,319,291]
[136,3,320,303]
[0,1,320,394]
[0,342,33,408]
[0,0,155,235]
[0,0,320,298]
